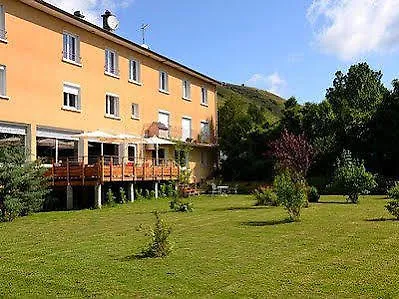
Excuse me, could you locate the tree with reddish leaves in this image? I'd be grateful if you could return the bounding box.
[269,129,315,178]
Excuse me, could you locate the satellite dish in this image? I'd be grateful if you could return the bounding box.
[107,15,119,31]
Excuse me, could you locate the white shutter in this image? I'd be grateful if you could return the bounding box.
[159,71,163,90]
[0,5,5,39]
[137,61,141,82]
[129,60,133,80]
[182,118,191,140]
[165,73,169,91]
[0,66,5,96]
[158,112,169,128]
[63,84,79,95]
[115,52,119,75]
[62,33,68,59]
[116,97,120,117]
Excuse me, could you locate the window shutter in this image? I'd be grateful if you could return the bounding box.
[0,66,5,96]
[105,50,109,72]
[63,34,68,59]
[0,5,5,39]
[165,73,169,91]
[76,36,81,63]
[129,60,132,80]
[116,97,120,117]
[159,72,162,89]
[137,61,141,82]
[115,53,119,75]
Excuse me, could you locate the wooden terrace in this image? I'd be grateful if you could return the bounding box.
[45,157,180,187]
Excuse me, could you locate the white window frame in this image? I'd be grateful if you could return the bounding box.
[181,116,192,141]
[131,103,140,120]
[129,59,141,84]
[201,87,208,106]
[182,79,191,100]
[62,82,81,111]
[159,71,169,93]
[62,32,80,65]
[105,49,119,77]
[0,64,7,99]
[105,93,120,119]
[0,5,6,42]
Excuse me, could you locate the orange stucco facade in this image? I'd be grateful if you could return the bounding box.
[0,0,218,183]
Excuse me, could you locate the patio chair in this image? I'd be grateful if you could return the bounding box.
[210,183,219,195]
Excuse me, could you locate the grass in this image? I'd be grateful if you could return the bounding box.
[0,195,398,298]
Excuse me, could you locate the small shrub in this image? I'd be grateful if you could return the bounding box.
[144,189,150,199]
[166,183,178,197]
[119,187,127,204]
[274,172,307,222]
[387,183,399,200]
[106,188,116,206]
[331,150,377,204]
[385,200,399,220]
[308,186,320,203]
[138,211,172,258]
[150,190,156,199]
[170,197,193,212]
[253,187,279,206]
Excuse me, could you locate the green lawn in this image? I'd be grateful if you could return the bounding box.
[0,195,398,298]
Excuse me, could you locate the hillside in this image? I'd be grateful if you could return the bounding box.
[217,83,286,123]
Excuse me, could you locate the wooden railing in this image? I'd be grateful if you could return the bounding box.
[45,157,180,187]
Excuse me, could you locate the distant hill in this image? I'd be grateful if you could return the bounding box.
[217,83,286,123]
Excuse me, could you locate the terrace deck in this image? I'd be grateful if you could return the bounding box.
[45,159,180,187]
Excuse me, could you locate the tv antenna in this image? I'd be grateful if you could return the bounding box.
[140,23,150,46]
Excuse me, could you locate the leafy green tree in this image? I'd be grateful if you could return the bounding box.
[0,146,49,222]
[331,150,376,203]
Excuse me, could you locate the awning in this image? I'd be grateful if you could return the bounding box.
[144,136,175,145]
[71,131,143,142]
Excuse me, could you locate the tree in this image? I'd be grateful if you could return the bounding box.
[0,146,49,222]
[331,150,376,204]
[269,129,315,179]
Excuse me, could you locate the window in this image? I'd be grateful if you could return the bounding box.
[182,117,192,141]
[201,87,208,106]
[105,94,120,118]
[200,121,210,143]
[105,49,119,76]
[63,83,80,110]
[182,80,191,100]
[63,32,80,63]
[0,65,6,97]
[159,71,169,92]
[129,59,141,83]
[158,111,170,129]
[131,103,139,119]
[0,5,5,41]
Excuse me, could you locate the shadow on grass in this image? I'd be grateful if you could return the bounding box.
[241,218,293,226]
[365,217,399,222]
[119,253,154,261]
[317,201,349,205]
[213,206,272,212]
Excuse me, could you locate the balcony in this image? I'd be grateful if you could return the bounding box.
[144,122,217,145]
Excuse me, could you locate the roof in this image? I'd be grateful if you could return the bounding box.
[18,0,221,86]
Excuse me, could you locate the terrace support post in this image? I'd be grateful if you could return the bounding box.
[26,123,37,162]
[95,184,102,209]
[78,137,89,164]
[154,181,159,199]
[128,182,135,202]
[66,185,73,210]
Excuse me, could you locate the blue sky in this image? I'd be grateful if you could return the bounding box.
[48,0,399,103]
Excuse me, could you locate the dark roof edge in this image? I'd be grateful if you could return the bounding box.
[23,0,221,86]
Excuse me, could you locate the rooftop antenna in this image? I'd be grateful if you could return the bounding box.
[140,23,150,49]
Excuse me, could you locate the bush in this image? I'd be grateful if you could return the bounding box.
[308,186,320,203]
[385,200,399,220]
[253,187,279,206]
[138,211,172,258]
[0,146,49,222]
[119,187,127,204]
[387,183,399,200]
[106,188,116,206]
[332,150,377,204]
[170,197,193,212]
[273,172,307,221]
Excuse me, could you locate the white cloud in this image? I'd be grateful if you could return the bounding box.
[307,0,399,60]
[245,73,287,96]
[44,0,134,25]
